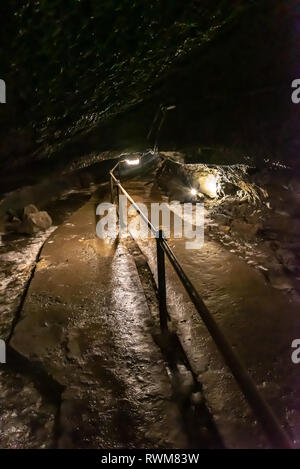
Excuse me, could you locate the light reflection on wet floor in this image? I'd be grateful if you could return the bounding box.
[123,178,300,448]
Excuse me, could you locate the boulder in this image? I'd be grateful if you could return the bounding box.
[275,248,297,273]
[23,204,39,218]
[219,181,237,196]
[4,215,22,233]
[232,203,250,218]
[231,219,262,240]
[18,211,52,235]
[246,211,263,226]
[219,225,231,232]
[214,213,231,225]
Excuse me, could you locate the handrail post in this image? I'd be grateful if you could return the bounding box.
[156,229,168,332]
[115,182,120,240]
[116,165,120,207]
[110,175,114,204]
[116,183,119,205]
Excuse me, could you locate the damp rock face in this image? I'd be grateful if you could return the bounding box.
[18,210,52,235]
[156,157,261,202]
[156,158,219,200]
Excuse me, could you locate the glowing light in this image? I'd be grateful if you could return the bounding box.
[198,174,217,198]
[191,188,197,196]
[204,177,217,198]
[125,158,140,166]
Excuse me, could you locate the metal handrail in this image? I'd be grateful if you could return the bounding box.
[109,166,293,449]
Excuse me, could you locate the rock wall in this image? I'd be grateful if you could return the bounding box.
[155,156,300,297]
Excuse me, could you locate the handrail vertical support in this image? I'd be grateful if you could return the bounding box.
[116,182,120,205]
[156,229,168,332]
[110,175,114,204]
[116,165,120,207]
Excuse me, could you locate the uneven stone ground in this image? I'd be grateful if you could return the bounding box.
[1,167,300,449]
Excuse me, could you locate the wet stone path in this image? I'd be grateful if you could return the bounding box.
[2,177,300,448]
[5,189,190,448]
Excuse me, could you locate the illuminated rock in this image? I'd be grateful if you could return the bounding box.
[197,173,217,198]
[23,204,39,218]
